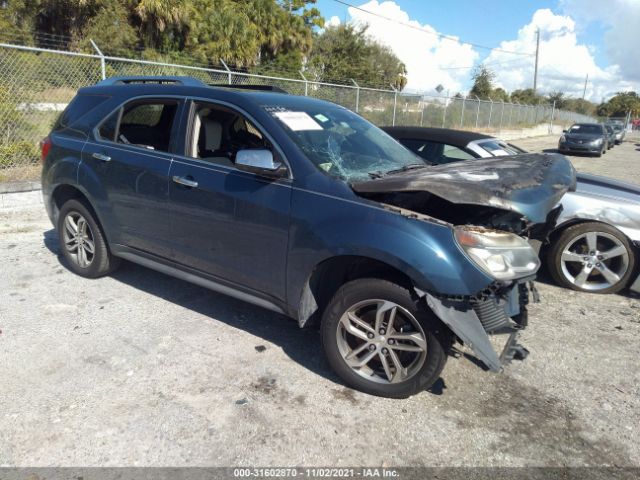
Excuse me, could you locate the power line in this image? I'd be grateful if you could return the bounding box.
[332,0,535,57]
[438,57,531,70]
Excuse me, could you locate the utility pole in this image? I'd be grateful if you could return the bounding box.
[533,28,540,93]
[582,73,589,100]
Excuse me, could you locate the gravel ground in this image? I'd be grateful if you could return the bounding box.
[0,133,639,468]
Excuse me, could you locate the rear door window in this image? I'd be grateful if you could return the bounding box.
[96,99,179,153]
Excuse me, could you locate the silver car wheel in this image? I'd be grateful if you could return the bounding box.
[62,211,95,268]
[560,231,630,291]
[336,299,427,384]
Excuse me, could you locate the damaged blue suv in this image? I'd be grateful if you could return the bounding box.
[41,77,575,397]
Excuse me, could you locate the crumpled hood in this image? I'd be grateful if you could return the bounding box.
[351,153,576,224]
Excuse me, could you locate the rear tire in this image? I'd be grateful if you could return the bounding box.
[57,198,120,278]
[321,278,449,398]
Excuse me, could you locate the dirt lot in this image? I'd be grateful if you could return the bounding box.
[1,133,639,468]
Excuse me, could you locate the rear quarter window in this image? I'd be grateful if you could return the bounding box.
[52,94,111,132]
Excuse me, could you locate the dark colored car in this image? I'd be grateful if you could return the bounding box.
[383,126,640,295]
[604,125,616,149]
[558,123,609,157]
[41,76,575,398]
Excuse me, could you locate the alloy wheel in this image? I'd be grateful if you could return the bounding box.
[62,211,96,268]
[336,299,427,384]
[560,231,630,291]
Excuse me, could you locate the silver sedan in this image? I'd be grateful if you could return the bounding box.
[383,126,640,295]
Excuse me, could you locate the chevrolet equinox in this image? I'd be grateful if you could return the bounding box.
[41,76,576,398]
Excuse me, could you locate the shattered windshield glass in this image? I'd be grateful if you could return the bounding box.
[263,102,424,182]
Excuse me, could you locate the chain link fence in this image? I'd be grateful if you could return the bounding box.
[0,42,596,183]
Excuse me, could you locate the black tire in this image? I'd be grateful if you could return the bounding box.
[57,198,120,278]
[321,278,449,398]
[546,222,636,294]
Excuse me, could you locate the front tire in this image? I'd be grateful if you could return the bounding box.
[321,278,449,398]
[57,198,120,278]
[547,222,635,294]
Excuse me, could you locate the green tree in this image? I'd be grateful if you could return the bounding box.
[597,91,640,117]
[491,87,510,102]
[306,24,407,89]
[547,91,566,109]
[564,98,597,116]
[469,65,495,100]
[510,88,543,105]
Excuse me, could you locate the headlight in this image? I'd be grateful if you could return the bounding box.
[454,227,540,280]
[559,135,566,143]
[592,138,603,145]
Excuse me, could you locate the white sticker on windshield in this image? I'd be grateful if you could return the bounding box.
[275,111,322,131]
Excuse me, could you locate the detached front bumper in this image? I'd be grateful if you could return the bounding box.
[418,279,535,371]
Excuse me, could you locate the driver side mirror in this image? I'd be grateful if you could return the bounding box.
[562,129,567,133]
[235,149,287,179]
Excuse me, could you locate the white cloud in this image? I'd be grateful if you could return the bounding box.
[484,8,639,101]
[326,15,342,28]
[334,2,638,101]
[561,0,640,83]
[345,1,479,94]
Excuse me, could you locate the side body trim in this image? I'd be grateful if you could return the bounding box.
[112,245,288,316]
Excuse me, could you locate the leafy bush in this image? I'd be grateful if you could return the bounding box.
[0,141,39,168]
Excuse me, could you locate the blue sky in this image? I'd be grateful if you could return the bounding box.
[312,0,637,99]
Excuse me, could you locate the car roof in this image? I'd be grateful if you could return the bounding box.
[78,76,337,110]
[382,126,494,148]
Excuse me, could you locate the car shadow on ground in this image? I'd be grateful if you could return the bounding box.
[43,229,447,395]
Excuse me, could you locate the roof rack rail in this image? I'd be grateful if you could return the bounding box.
[96,76,206,87]
[209,83,288,94]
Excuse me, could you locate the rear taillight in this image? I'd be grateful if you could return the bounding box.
[40,136,52,162]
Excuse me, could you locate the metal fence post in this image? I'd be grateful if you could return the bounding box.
[89,39,105,80]
[220,59,232,84]
[391,85,398,126]
[460,97,466,127]
[442,95,447,128]
[299,71,309,96]
[488,97,494,130]
[420,96,425,126]
[499,100,505,133]
[351,79,359,112]
[475,96,481,129]
[549,100,556,133]
[508,102,513,127]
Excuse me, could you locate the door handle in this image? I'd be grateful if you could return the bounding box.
[92,152,111,162]
[172,175,198,188]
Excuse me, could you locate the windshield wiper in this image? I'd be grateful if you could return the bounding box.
[383,163,429,175]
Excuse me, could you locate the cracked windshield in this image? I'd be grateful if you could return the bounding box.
[265,103,424,181]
